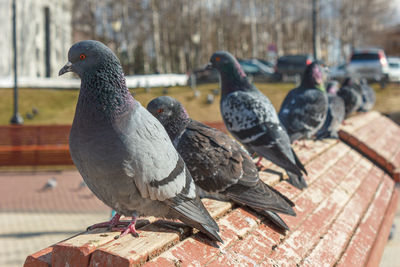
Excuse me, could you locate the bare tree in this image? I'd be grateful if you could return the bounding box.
[72,0,397,73]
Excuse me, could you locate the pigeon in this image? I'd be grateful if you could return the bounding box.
[38,177,57,192]
[206,94,215,104]
[147,96,296,230]
[358,78,376,112]
[59,40,221,242]
[208,51,308,190]
[278,62,329,143]
[337,77,363,118]
[316,80,345,139]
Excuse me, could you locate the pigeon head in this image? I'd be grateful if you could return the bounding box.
[59,40,132,118]
[326,80,339,95]
[59,40,122,78]
[209,51,247,78]
[301,62,325,91]
[209,51,251,96]
[147,96,190,142]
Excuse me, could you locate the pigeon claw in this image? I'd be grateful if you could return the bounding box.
[255,156,266,171]
[86,213,124,231]
[119,222,139,238]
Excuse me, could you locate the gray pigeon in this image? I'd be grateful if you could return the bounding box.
[147,96,296,230]
[278,62,329,142]
[358,78,376,112]
[337,77,363,118]
[38,177,57,192]
[208,51,308,190]
[316,80,345,139]
[58,40,221,242]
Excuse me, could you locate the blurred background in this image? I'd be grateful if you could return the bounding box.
[0,0,399,266]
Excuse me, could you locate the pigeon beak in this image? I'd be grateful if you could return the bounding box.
[59,61,73,76]
[203,62,213,70]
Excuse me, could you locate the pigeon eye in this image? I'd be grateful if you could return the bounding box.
[157,108,163,114]
[215,57,220,62]
[79,54,86,60]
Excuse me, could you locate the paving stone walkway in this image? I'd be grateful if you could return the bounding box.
[0,168,111,267]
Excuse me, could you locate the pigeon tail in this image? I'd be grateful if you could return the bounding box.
[287,171,308,190]
[257,210,291,231]
[291,148,307,175]
[225,180,296,216]
[177,214,223,243]
[251,145,304,178]
[167,196,222,243]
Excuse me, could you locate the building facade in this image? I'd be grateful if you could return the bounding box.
[0,0,72,78]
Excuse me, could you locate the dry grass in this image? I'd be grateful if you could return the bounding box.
[0,82,399,125]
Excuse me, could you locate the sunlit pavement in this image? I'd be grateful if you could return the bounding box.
[0,169,111,267]
[0,212,109,267]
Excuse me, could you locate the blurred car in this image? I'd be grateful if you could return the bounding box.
[275,54,314,81]
[329,63,348,82]
[388,57,400,83]
[238,59,280,82]
[188,67,220,85]
[189,59,279,85]
[347,48,389,83]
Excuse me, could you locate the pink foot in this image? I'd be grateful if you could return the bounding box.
[294,140,309,149]
[87,213,129,231]
[255,157,266,171]
[119,212,139,238]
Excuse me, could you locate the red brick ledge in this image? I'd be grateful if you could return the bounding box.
[339,111,400,182]
[23,112,400,266]
[366,186,399,267]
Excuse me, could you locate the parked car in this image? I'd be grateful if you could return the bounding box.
[347,48,389,84]
[329,63,348,83]
[275,54,314,81]
[238,59,280,82]
[189,58,279,85]
[188,67,220,85]
[388,57,400,83]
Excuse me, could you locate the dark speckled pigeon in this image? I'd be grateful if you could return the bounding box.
[316,81,345,139]
[358,78,376,112]
[58,40,221,242]
[278,62,329,143]
[147,96,296,230]
[209,51,308,190]
[337,77,363,118]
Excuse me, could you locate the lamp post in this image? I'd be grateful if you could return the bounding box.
[10,0,23,125]
[312,0,319,61]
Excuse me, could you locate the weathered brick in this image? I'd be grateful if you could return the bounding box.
[23,247,53,267]
[52,228,118,267]
[145,208,260,266]
[89,223,183,267]
[270,156,374,265]
[366,187,400,267]
[302,165,384,267]
[336,176,395,267]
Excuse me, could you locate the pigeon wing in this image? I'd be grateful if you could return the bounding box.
[118,106,221,241]
[179,120,251,192]
[279,88,327,141]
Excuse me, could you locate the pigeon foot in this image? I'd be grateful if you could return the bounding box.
[87,213,129,231]
[119,211,139,238]
[294,140,309,149]
[342,120,352,126]
[255,157,266,171]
